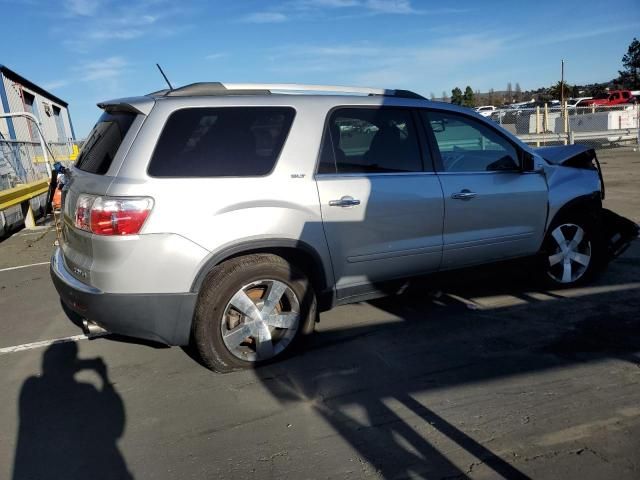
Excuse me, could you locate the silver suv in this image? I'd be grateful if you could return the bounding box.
[51,82,631,372]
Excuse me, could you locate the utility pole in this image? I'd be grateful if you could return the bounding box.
[561,59,569,144]
[561,59,565,105]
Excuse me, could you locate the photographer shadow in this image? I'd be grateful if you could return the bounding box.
[12,342,132,480]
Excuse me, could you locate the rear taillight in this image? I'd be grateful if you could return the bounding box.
[74,194,153,236]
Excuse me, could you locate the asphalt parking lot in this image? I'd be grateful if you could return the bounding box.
[1,148,639,480]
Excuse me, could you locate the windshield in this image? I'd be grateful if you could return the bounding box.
[594,93,610,99]
[75,111,136,174]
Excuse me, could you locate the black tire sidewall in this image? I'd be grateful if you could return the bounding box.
[193,255,316,372]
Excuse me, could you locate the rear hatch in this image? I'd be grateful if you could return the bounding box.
[61,107,144,284]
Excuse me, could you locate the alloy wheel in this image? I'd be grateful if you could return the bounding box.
[547,223,592,284]
[221,279,300,362]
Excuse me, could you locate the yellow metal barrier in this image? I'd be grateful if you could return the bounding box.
[34,144,80,163]
[0,179,49,210]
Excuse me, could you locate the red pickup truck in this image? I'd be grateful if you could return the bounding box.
[582,90,634,106]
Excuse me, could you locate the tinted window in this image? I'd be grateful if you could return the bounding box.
[423,110,519,172]
[148,107,295,177]
[318,107,424,174]
[75,111,136,175]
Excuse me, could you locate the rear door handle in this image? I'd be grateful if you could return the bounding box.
[329,196,361,207]
[451,190,477,200]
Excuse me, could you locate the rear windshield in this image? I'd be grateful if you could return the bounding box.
[75,111,136,174]
[147,107,295,177]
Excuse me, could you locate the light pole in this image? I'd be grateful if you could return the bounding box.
[561,59,565,106]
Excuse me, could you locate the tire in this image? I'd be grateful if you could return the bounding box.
[192,254,316,373]
[541,212,604,288]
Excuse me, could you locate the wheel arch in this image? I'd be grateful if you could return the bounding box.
[545,192,601,234]
[190,239,332,303]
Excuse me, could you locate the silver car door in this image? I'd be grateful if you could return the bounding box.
[420,109,548,270]
[316,107,444,297]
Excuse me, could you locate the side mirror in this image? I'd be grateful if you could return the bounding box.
[522,153,545,173]
[431,120,446,133]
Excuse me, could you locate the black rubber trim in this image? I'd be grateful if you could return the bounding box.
[190,239,330,295]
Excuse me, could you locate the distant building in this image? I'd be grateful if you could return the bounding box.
[0,65,75,143]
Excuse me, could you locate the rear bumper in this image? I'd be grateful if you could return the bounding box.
[50,247,196,345]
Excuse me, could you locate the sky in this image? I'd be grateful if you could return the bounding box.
[1,0,638,137]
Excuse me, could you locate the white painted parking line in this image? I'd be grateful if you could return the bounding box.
[0,262,50,273]
[0,332,107,356]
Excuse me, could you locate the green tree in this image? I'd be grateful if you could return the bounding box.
[618,37,640,89]
[451,87,463,105]
[549,81,572,100]
[488,88,495,104]
[463,86,475,106]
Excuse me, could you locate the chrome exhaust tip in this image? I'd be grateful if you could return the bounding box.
[82,319,108,337]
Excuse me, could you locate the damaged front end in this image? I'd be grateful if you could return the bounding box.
[536,144,639,262]
[601,208,639,260]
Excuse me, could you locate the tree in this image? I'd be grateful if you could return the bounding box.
[618,37,640,89]
[451,87,463,105]
[463,86,475,107]
[429,92,436,101]
[514,83,522,102]
[488,88,495,104]
[506,82,513,103]
[441,91,449,102]
[549,81,573,100]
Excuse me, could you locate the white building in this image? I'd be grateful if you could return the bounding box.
[0,64,76,143]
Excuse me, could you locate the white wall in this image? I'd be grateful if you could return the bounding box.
[1,73,73,143]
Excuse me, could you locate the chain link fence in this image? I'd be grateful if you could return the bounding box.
[0,139,80,234]
[488,104,639,150]
[0,139,79,190]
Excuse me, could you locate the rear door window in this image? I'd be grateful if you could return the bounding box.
[148,107,295,177]
[75,111,136,174]
[318,107,425,174]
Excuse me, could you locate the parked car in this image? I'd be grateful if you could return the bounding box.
[567,97,592,109]
[474,105,496,117]
[582,90,633,107]
[51,82,638,372]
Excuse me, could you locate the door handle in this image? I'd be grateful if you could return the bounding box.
[451,190,477,200]
[329,196,361,207]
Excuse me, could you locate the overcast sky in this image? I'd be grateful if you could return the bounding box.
[2,0,638,137]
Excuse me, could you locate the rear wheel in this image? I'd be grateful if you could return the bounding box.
[542,215,602,288]
[193,254,316,372]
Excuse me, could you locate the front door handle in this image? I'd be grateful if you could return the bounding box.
[329,196,361,207]
[451,190,477,201]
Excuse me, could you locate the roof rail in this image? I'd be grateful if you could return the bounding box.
[152,82,425,100]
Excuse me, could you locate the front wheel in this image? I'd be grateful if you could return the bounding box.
[542,217,603,288]
[193,254,316,372]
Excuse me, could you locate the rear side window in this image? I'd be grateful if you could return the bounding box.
[318,107,424,174]
[75,111,136,174]
[148,107,295,177]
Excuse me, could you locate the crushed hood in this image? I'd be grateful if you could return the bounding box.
[534,145,595,166]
